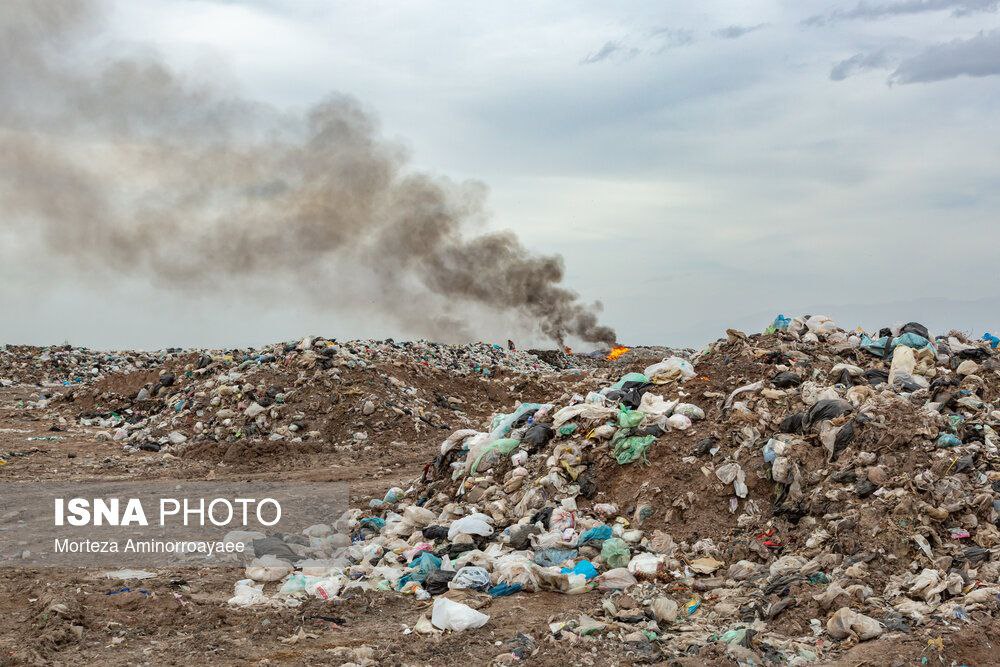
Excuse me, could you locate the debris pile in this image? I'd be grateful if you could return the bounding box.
[214,315,1000,663]
[60,337,591,461]
[60,339,692,461]
[0,345,178,388]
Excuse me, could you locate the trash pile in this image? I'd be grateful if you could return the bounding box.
[216,315,1000,663]
[0,344,178,388]
[66,337,577,460]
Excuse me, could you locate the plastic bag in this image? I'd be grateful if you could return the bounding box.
[560,559,598,580]
[715,462,748,498]
[601,537,631,569]
[628,552,663,575]
[766,313,791,333]
[407,551,442,584]
[805,315,837,334]
[860,334,890,357]
[493,553,542,591]
[611,372,650,390]
[665,414,692,430]
[431,597,490,631]
[888,345,917,388]
[533,548,578,568]
[228,579,266,606]
[449,566,492,590]
[278,573,323,595]
[577,525,611,545]
[892,332,931,350]
[448,514,494,540]
[826,607,882,641]
[439,428,480,456]
[652,596,678,623]
[598,567,637,590]
[617,408,645,428]
[470,437,520,473]
[672,403,704,420]
[611,433,656,464]
[638,392,677,417]
[489,403,551,440]
[552,403,617,429]
[643,357,695,384]
[245,555,293,582]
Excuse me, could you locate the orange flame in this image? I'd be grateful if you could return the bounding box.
[607,345,630,361]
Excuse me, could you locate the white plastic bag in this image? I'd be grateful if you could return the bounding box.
[597,567,637,590]
[826,607,882,641]
[448,514,494,540]
[228,579,266,606]
[888,345,917,387]
[666,414,692,430]
[643,357,695,384]
[672,403,705,420]
[431,597,490,631]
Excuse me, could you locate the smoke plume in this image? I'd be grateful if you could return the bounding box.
[0,0,616,346]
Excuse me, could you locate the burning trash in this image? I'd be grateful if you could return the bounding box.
[606,345,630,361]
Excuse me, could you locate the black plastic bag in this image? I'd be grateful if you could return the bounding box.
[899,322,930,340]
[805,399,853,427]
[772,371,802,388]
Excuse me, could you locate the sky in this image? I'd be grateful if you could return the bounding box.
[2,0,1000,350]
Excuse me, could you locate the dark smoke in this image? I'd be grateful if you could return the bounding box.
[0,0,616,346]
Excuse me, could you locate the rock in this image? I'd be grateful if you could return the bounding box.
[244,402,266,418]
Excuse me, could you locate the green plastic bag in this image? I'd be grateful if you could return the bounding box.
[601,537,631,569]
[611,432,656,464]
[471,438,521,473]
[617,408,645,428]
[611,372,650,391]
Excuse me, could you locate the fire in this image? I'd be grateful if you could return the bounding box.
[607,345,630,361]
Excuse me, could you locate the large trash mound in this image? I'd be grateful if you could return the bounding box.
[206,315,1000,664]
[2,319,999,664]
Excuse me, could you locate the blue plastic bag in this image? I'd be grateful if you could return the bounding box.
[406,551,442,584]
[937,433,962,448]
[577,525,612,545]
[561,559,598,580]
[771,314,791,331]
[533,548,578,568]
[860,334,890,357]
[490,402,552,439]
[891,332,931,350]
[488,582,523,597]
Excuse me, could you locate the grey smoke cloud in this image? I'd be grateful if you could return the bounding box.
[804,0,1000,26]
[830,51,891,80]
[0,0,616,346]
[889,29,1000,83]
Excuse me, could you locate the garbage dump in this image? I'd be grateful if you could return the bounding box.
[1,318,998,664]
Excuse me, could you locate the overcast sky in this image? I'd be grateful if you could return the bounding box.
[2,0,1000,350]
